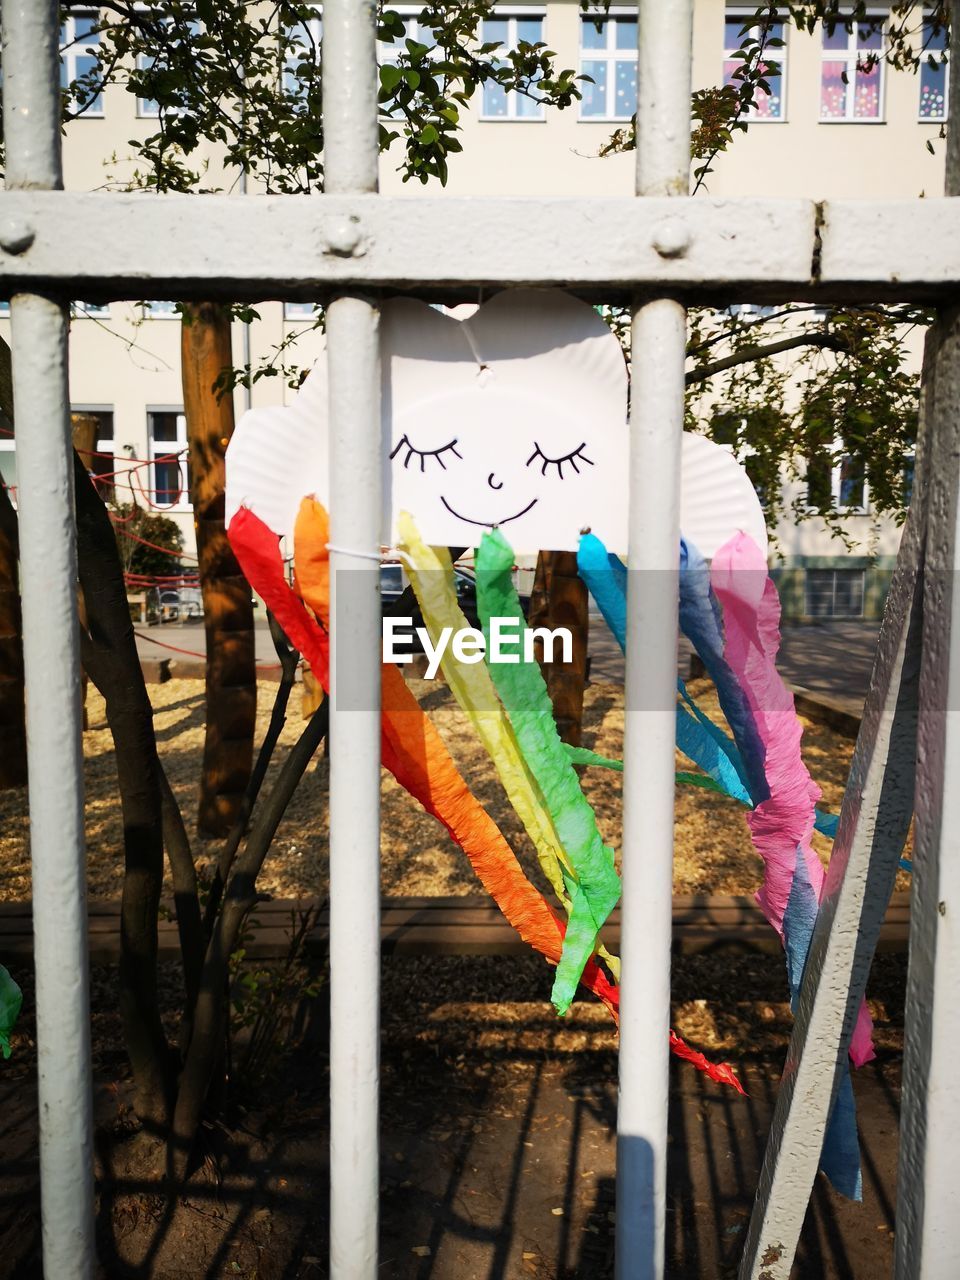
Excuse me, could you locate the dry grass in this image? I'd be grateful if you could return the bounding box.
[0,672,907,906]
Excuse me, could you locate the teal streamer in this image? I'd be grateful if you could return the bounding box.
[577,533,752,805]
[476,529,621,1015]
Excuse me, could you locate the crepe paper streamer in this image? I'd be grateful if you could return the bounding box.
[565,743,737,803]
[0,966,21,1060]
[228,503,745,1089]
[670,1030,745,1096]
[395,515,577,910]
[679,538,768,803]
[782,848,862,1199]
[564,744,624,772]
[228,503,615,1014]
[815,810,840,839]
[710,533,875,1076]
[575,534,752,805]
[475,529,622,1013]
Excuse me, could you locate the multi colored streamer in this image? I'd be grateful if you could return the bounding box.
[227,504,617,1013]
[226,500,744,1091]
[395,515,574,923]
[576,526,869,1196]
[474,528,622,1011]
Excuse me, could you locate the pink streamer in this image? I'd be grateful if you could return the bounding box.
[711,532,874,1068]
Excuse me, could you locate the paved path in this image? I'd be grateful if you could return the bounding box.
[587,608,879,715]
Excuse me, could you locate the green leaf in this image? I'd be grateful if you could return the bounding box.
[379,64,403,93]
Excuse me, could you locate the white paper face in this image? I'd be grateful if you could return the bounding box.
[225,288,767,558]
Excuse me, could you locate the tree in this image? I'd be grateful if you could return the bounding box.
[181,302,257,837]
[110,502,185,578]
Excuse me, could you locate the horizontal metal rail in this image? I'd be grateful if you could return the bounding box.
[0,193,956,301]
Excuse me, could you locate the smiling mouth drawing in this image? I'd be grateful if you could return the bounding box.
[440,496,538,528]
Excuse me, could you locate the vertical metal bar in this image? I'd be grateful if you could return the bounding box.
[895,10,960,1270]
[1,2,94,1276]
[895,318,960,1280]
[616,4,692,1278]
[322,4,382,1278]
[737,395,926,1280]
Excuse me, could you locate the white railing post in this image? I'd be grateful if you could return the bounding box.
[616,4,692,1278]
[322,3,383,1278]
[895,323,960,1280]
[895,8,960,1267]
[1,1,94,1275]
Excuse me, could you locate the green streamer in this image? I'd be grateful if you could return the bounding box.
[565,744,749,802]
[0,966,22,1060]
[476,529,621,1014]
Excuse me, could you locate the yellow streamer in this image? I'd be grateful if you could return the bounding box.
[397,513,573,907]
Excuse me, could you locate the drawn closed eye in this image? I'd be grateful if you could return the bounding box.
[390,434,463,472]
[526,441,594,480]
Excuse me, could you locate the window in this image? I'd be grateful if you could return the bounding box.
[284,301,318,321]
[723,10,786,120]
[72,301,110,319]
[919,17,949,121]
[137,18,201,118]
[60,11,103,116]
[284,10,322,98]
[805,568,865,619]
[806,447,870,512]
[837,453,866,509]
[148,410,189,508]
[481,12,546,121]
[142,301,180,319]
[725,304,779,319]
[903,453,916,506]
[284,9,325,99]
[74,408,115,501]
[820,15,885,121]
[0,414,14,502]
[579,12,638,121]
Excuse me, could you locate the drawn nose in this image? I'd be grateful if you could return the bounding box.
[487,473,503,490]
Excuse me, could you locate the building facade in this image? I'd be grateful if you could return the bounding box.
[0,1,945,619]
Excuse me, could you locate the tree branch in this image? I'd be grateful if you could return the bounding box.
[170,699,329,1179]
[685,332,851,386]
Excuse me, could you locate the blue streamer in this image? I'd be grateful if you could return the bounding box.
[579,530,863,1201]
[577,535,752,805]
[782,846,863,1200]
[679,538,770,803]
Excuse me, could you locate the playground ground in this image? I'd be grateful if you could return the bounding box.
[0,947,905,1278]
[0,623,909,1277]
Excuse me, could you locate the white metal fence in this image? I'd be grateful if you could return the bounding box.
[3,1,959,1277]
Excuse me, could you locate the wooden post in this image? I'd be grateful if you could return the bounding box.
[181,303,256,837]
[527,550,589,746]
[72,413,98,734]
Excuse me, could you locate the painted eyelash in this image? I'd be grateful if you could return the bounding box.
[390,435,463,472]
[526,441,594,479]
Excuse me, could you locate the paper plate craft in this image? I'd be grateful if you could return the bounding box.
[224,287,866,1138]
[225,289,767,556]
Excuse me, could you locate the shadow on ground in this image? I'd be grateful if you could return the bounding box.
[0,954,901,1279]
